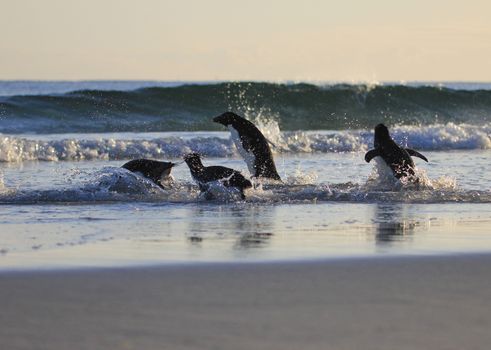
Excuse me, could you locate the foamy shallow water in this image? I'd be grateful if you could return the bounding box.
[0,150,490,270]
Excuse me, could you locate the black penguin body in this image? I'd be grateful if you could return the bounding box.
[122,159,176,189]
[183,153,252,199]
[213,112,281,181]
[365,124,428,179]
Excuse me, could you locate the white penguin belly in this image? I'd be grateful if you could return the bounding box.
[228,125,256,176]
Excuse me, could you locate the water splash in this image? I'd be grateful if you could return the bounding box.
[0,171,5,192]
[364,158,458,192]
[285,167,318,185]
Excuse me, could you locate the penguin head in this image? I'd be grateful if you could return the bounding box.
[183,153,204,170]
[155,161,176,179]
[374,123,390,147]
[213,111,240,126]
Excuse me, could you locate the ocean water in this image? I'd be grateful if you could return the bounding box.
[1,81,490,270]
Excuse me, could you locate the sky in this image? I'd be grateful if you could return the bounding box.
[1,0,490,81]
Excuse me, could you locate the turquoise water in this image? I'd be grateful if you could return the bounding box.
[2,81,491,133]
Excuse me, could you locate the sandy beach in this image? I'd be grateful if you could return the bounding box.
[1,254,491,350]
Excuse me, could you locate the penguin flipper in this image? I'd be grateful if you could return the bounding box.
[364,149,380,163]
[405,148,428,162]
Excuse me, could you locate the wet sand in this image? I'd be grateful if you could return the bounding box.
[1,255,491,350]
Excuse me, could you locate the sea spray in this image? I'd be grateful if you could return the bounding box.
[285,167,319,185]
[0,170,4,192]
[364,157,458,193]
[0,166,489,205]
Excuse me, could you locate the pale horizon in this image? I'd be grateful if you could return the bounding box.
[2,79,491,84]
[1,0,490,81]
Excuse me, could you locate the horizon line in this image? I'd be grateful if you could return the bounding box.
[1,79,491,84]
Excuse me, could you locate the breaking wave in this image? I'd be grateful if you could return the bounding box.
[2,82,491,134]
[0,122,489,162]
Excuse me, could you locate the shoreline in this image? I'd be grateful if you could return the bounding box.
[1,250,491,274]
[2,254,491,349]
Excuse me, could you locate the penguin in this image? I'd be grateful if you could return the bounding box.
[121,159,176,189]
[213,111,281,181]
[183,153,252,199]
[365,124,428,179]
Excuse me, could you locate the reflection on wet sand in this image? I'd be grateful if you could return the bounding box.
[236,232,274,250]
[371,203,429,246]
[185,204,275,253]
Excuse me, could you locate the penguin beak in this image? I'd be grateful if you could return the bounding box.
[212,116,222,125]
[212,114,227,126]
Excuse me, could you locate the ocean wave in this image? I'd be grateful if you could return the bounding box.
[1,82,491,134]
[0,123,489,162]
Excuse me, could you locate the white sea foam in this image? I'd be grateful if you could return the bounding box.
[390,123,491,150]
[284,167,319,185]
[364,158,458,193]
[0,171,4,192]
[0,123,490,163]
[0,161,488,205]
[0,181,488,205]
[0,135,234,162]
[196,181,247,202]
